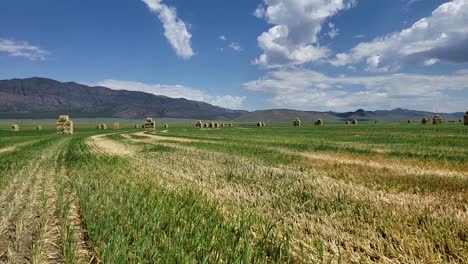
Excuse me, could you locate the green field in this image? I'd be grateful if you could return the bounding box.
[0,121,467,263]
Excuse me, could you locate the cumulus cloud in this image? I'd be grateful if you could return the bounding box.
[142,0,194,59]
[243,68,468,112]
[228,42,243,52]
[331,0,468,71]
[0,39,48,60]
[254,0,356,68]
[95,79,245,109]
[327,23,339,39]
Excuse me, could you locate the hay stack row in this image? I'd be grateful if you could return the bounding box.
[144,117,156,131]
[197,121,232,128]
[56,115,73,134]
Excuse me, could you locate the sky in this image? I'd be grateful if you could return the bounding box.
[0,0,467,112]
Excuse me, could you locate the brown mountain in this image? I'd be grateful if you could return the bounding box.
[0,77,246,119]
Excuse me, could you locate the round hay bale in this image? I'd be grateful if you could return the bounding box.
[351,119,358,124]
[257,122,262,127]
[345,121,350,125]
[164,124,169,128]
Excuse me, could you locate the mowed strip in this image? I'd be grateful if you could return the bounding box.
[0,138,67,263]
[86,134,136,157]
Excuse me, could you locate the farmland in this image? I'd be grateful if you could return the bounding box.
[0,121,467,263]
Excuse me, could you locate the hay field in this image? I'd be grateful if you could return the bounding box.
[0,122,466,263]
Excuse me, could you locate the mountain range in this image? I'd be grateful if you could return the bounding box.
[0,77,464,122]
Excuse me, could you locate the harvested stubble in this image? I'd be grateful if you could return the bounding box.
[293,118,301,127]
[351,119,358,124]
[113,122,120,129]
[433,115,442,125]
[56,115,73,134]
[144,117,156,131]
[464,111,468,125]
[196,120,203,128]
[314,119,323,126]
[11,124,19,131]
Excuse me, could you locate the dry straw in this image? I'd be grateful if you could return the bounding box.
[144,117,156,130]
[56,115,73,134]
[11,124,19,131]
[293,118,301,127]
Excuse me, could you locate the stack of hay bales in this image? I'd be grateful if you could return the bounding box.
[407,120,412,124]
[229,123,233,127]
[314,119,323,126]
[56,115,73,134]
[203,123,208,128]
[36,125,42,131]
[257,122,262,127]
[113,122,120,129]
[164,124,169,128]
[351,119,358,124]
[221,123,225,128]
[144,117,156,130]
[214,122,220,128]
[196,120,203,128]
[293,118,301,127]
[209,122,214,128]
[422,118,430,124]
[433,115,442,125]
[98,124,107,130]
[464,111,468,125]
[11,124,19,131]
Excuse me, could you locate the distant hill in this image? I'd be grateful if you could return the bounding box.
[235,108,464,123]
[0,77,246,120]
[0,77,464,122]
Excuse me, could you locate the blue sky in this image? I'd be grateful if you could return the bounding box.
[1,0,467,112]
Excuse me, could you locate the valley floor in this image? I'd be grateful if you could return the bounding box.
[0,123,467,263]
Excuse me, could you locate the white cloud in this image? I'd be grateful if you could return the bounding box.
[219,35,227,41]
[228,42,243,52]
[253,0,356,68]
[0,39,48,60]
[327,23,339,39]
[244,68,468,112]
[331,0,468,72]
[95,79,245,109]
[142,0,194,59]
